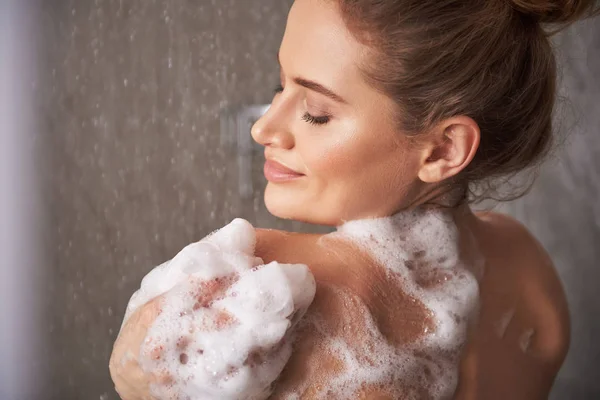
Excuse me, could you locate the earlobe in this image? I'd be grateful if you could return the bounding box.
[418,161,444,183]
[417,117,480,184]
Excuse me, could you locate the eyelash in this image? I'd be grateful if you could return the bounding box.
[273,84,331,126]
[302,113,330,125]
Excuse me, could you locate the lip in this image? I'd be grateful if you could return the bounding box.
[263,159,304,182]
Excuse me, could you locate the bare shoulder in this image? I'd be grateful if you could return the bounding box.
[253,228,348,285]
[475,211,570,373]
[254,227,289,261]
[254,227,322,263]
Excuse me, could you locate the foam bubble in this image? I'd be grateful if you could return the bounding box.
[277,209,481,399]
[120,209,480,399]
[120,218,316,400]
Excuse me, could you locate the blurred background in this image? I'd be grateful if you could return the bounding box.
[1,0,598,399]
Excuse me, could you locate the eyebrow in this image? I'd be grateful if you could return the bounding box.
[293,77,347,104]
[277,53,348,104]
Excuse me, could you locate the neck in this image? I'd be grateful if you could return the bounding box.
[407,181,468,210]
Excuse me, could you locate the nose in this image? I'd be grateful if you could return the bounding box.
[251,102,295,150]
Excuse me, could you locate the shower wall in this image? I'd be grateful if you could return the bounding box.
[39,1,299,398]
[500,18,600,399]
[38,1,599,399]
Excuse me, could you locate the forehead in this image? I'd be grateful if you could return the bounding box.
[280,0,365,87]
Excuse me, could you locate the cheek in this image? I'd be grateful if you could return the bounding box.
[306,147,346,177]
[301,131,399,189]
[301,131,420,213]
[299,127,365,182]
[299,144,356,203]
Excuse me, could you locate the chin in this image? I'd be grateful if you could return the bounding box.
[264,183,335,226]
[264,183,303,221]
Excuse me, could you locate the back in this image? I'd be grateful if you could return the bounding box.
[455,212,570,399]
[256,210,570,399]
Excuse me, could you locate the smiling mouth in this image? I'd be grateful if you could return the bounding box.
[263,159,304,182]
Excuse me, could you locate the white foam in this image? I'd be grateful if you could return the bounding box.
[120,218,316,400]
[119,209,480,399]
[281,208,481,399]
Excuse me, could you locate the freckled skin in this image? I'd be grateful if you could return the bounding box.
[109,0,569,398]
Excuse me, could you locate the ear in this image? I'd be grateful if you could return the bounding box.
[417,116,480,183]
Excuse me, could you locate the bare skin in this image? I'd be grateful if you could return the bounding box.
[453,212,570,400]
[255,210,570,399]
[110,0,570,397]
[110,208,569,399]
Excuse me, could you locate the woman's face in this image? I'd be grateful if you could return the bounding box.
[251,0,424,226]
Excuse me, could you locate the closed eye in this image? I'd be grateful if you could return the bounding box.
[302,112,330,125]
[274,84,331,125]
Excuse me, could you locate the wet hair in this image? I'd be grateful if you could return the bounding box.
[334,0,600,202]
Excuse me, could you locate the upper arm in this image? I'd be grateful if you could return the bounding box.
[522,237,570,374]
[492,214,571,374]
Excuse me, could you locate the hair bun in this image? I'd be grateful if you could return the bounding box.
[511,0,600,24]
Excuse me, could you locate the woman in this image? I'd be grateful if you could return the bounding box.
[110,0,598,398]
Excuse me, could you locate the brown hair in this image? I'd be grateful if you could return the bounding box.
[334,0,600,202]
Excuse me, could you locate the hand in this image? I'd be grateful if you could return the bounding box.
[110,220,315,400]
[109,277,235,400]
[109,296,162,400]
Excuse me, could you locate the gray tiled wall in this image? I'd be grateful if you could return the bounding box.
[37,1,599,398]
